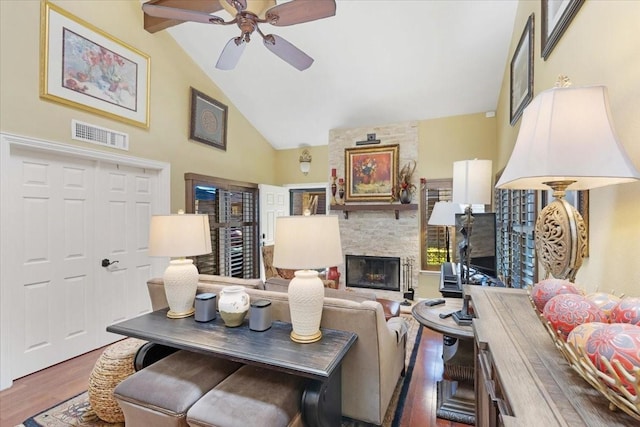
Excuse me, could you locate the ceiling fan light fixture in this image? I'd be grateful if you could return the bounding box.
[221,0,275,19]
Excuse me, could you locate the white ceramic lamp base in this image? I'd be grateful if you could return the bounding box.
[288,270,324,343]
[163,258,198,318]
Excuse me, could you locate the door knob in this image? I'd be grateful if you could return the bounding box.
[101,258,119,268]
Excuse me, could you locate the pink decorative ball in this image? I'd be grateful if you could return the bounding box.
[531,278,581,313]
[610,297,640,325]
[584,323,640,395]
[543,294,607,340]
[586,292,621,321]
[567,322,609,353]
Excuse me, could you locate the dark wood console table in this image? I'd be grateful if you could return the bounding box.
[412,299,475,425]
[107,309,357,427]
[468,286,637,426]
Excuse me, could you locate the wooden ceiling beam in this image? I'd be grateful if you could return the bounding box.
[143,0,223,33]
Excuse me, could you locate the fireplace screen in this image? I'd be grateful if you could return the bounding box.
[345,255,400,291]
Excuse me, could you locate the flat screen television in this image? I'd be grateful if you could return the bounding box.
[453,212,497,278]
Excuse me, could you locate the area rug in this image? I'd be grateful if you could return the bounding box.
[20,315,422,427]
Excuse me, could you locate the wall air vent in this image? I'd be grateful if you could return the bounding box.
[71,120,129,151]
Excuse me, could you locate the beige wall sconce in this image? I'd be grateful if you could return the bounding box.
[299,149,312,175]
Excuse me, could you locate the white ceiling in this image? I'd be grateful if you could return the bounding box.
[163,0,518,150]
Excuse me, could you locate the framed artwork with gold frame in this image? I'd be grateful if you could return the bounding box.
[344,144,399,202]
[40,1,150,128]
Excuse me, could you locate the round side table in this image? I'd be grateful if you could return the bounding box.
[412,299,475,425]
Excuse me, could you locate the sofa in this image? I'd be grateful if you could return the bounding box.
[145,274,407,425]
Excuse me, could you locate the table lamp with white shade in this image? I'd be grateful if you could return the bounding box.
[428,201,464,263]
[452,159,493,284]
[496,78,640,282]
[148,212,212,318]
[273,215,343,343]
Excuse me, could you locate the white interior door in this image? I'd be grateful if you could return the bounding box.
[94,162,157,346]
[258,184,289,279]
[6,147,98,379]
[0,133,169,389]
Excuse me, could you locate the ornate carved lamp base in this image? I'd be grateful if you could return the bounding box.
[535,180,588,282]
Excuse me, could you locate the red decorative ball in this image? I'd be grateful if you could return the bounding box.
[586,292,621,321]
[567,322,609,353]
[543,294,607,340]
[584,323,640,396]
[610,297,640,325]
[531,278,580,313]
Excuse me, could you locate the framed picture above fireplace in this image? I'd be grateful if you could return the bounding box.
[344,144,399,202]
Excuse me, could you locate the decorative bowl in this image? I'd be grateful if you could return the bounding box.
[529,294,640,421]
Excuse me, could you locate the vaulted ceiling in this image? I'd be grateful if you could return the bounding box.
[144,0,518,150]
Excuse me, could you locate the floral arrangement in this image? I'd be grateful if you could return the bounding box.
[356,157,377,179]
[392,161,416,201]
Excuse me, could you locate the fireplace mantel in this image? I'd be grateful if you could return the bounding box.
[330,204,417,220]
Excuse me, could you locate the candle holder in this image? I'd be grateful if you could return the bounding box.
[338,178,345,205]
[330,176,337,205]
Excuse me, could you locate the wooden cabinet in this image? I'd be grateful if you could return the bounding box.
[468,286,637,426]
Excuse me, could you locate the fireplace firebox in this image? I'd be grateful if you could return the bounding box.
[345,255,400,291]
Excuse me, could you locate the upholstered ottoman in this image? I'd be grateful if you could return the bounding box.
[186,365,305,427]
[114,350,242,427]
[88,337,147,423]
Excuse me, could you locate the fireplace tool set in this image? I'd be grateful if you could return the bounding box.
[401,257,415,305]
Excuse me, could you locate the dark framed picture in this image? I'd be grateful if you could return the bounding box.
[344,144,399,202]
[189,87,227,150]
[510,14,534,126]
[542,0,585,60]
[40,1,150,128]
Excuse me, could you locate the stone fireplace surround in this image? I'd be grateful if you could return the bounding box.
[328,121,420,295]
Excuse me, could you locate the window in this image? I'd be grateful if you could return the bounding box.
[420,179,453,271]
[185,173,259,278]
[495,188,538,288]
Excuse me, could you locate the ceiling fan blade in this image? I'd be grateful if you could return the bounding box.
[263,34,313,71]
[216,38,246,70]
[142,3,224,24]
[266,0,336,26]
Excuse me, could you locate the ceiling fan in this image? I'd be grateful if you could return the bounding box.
[142,0,336,71]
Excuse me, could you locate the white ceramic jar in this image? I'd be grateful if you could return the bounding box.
[218,285,250,327]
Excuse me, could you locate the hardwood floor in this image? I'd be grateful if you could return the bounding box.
[0,329,469,427]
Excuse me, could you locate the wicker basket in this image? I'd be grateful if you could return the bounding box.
[88,338,146,423]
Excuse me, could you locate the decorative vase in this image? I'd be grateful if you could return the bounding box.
[218,285,250,327]
[327,266,341,285]
[399,189,412,204]
[330,176,337,205]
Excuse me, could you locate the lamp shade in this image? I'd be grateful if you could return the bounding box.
[496,85,640,190]
[148,214,212,257]
[273,215,343,269]
[428,201,463,226]
[452,159,493,205]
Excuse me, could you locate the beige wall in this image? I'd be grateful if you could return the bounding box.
[0,0,277,214]
[418,112,497,180]
[275,145,329,185]
[495,1,640,295]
